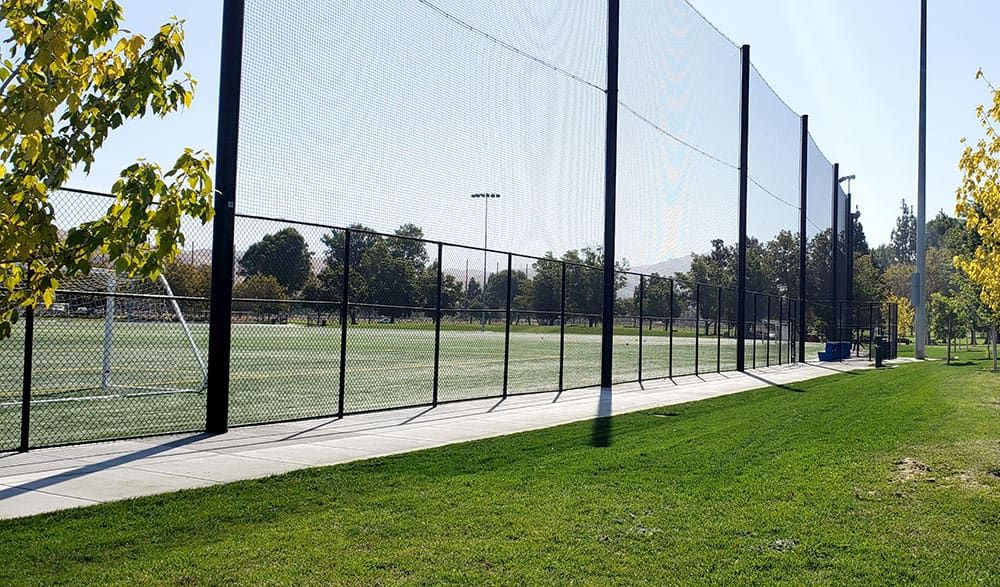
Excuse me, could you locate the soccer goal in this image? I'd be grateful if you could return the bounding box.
[40,268,209,402]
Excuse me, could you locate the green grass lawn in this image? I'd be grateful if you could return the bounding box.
[1,318,816,450]
[1,351,997,584]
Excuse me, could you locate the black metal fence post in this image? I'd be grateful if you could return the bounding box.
[432,242,443,405]
[766,295,772,366]
[736,44,751,372]
[338,229,351,418]
[18,304,34,452]
[668,279,674,378]
[695,282,701,376]
[868,302,875,360]
[778,297,783,364]
[798,114,809,363]
[752,292,758,369]
[716,286,722,373]
[638,275,645,382]
[205,0,246,434]
[502,253,512,397]
[559,261,566,391]
[600,0,620,390]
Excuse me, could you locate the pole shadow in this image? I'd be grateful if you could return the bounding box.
[0,433,212,502]
[590,386,613,447]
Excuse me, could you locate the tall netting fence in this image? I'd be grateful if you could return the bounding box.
[615,0,744,381]
[804,135,836,357]
[3,0,899,451]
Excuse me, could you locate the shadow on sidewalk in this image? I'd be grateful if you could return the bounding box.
[0,433,212,502]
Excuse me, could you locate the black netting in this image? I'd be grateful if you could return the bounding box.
[238,0,606,260]
[616,0,739,284]
[747,68,802,299]
[805,136,835,344]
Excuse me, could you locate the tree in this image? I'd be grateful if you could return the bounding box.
[529,256,562,324]
[233,275,288,316]
[890,199,917,264]
[635,273,679,326]
[925,247,956,298]
[466,277,481,304]
[0,2,214,337]
[851,211,870,256]
[870,244,894,272]
[164,259,211,298]
[883,264,915,299]
[563,247,624,326]
[956,71,1000,316]
[762,230,799,297]
[388,223,429,272]
[888,294,915,337]
[852,254,888,302]
[929,293,966,344]
[926,210,963,249]
[239,228,311,293]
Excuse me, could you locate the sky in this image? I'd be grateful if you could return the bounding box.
[67,0,1000,260]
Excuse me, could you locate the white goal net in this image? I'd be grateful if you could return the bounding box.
[32,268,209,402]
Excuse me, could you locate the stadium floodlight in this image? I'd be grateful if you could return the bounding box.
[471,193,500,332]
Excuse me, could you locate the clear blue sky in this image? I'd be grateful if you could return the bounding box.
[69,0,999,257]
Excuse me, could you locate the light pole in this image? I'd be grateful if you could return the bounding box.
[471,193,500,331]
[914,0,928,359]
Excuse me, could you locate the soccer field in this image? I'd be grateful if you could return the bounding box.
[1,319,823,449]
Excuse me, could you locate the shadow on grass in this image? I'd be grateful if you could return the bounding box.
[590,387,612,448]
[946,361,976,367]
[745,372,808,393]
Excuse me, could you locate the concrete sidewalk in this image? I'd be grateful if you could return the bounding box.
[0,360,871,519]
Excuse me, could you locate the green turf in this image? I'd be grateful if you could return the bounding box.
[0,352,997,584]
[1,318,822,449]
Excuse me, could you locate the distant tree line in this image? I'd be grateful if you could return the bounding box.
[163,202,991,345]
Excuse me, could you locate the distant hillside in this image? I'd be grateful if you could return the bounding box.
[631,255,693,278]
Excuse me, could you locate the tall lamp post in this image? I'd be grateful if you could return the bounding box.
[914,0,928,359]
[471,193,500,331]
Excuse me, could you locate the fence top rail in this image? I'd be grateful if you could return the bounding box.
[57,187,865,307]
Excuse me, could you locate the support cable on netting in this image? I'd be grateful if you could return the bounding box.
[411,0,606,93]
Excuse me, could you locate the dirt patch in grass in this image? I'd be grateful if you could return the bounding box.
[893,458,930,482]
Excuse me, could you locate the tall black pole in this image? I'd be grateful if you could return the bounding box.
[18,304,33,452]
[831,162,840,343]
[338,230,350,417]
[432,242,443,405]
[638,275,645,382]
[559,261,566,390]
[798,115,808,362]
[600,0,620,390]
[736,44,751,372]
[206,0,245,434]
[502,253,512,397]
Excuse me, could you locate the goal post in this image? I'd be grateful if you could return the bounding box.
[62,268,208,399]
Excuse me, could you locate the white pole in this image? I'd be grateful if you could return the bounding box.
[159,274,209,386]
[914,0,928,359]
[101,272,116,390]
